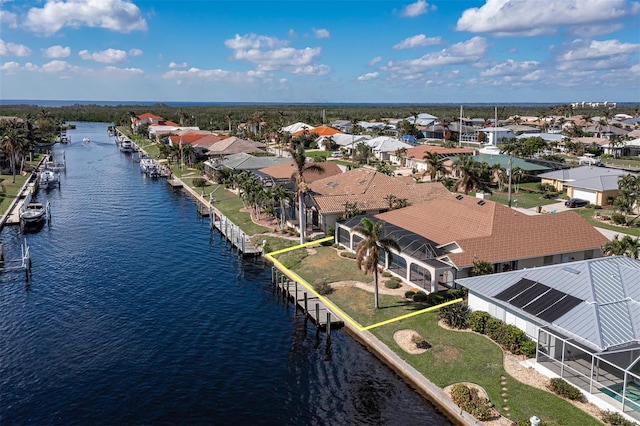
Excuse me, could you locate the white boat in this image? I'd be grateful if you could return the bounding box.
[82,137,91,143]
[20,202,49,226]
[120,139,133,153]
[140,156,158,175]
[39,169,60,189]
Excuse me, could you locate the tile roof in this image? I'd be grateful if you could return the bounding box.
[308,169,450,214]
[539,165,630,181]
[292,125,341,137]
[206,137,266,155]
[258,161,342,182]
[405,145,475,159]
[219,153,290,170]
[375,194,608,268]
[137,112,162,120]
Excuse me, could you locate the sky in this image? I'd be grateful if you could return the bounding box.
[0,0,639,104]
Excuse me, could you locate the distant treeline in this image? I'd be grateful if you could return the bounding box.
[0,103,638,131]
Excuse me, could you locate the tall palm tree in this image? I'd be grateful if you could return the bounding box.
[354,217,400,309]
[453,157,484,194]
[423,151,446,181]
[1,125,25,183]
[395,147,407,166]
[225,112,233,133]
[603,235,640,259]
[272,184,292,230]
[289,143,324,244]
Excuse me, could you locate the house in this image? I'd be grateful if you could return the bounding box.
[476,127,516,145]
[292,125,341,138]
[203,152,289,177]
[472,154,552,176]
[404,145,475,173]
[539,166,632,205]
[306,169,450,232]
[255,161,343,188]
[335,194,608,292]
[317,133,371,151]
[362,136,413,161]
[456,256,640,422]
[206,136,266,158]
[282,122,315,134]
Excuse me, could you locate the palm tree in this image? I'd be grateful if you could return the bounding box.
[453,157,484,194]
[395,147,407,166]
[289,142,324,244]
[354,217,400,309]
[1,120,26,183]
[225,112,233,133]
[603,235,640,259]
[272,184,292,230]
[423,151,446,181]
[471,260,494,276]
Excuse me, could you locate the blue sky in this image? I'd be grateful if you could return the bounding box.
[1,0,639,103]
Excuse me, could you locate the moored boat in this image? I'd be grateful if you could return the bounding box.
[39,169,60,189]
[20,201,49,229]
[120,139,133,153]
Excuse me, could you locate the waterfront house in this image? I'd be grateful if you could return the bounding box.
[203,152,289,178]
[362,136,414,162]
[456,256,640,422]
[403,145,475,174]
[205,137,266,158]
[306,169,450,232]
[335,194,607,292]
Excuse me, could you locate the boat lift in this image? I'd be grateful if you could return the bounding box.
[0,240,32,282]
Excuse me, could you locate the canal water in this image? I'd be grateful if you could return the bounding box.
[0,122,451,425]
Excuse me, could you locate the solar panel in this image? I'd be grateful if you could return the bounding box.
[494,278,538,302]
[495,278,583,323]
[509,283,552,308]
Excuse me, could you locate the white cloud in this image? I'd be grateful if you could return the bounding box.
[0,10,17,28]
[369,56,383,66]
[40,60,78,73]
[42,45,71,58]
[104,65,143,74]
[0,39,32,56]
[560,39,640,61]
[225,33,325,73]
[25,62,39,71]
[128,48,143,57]
[357,72,379,81]
[385,37,488,77]
[79,48,128,63]
[163,67,268,84]
[24,0,147,36]
[400,0,429,17]
[0,61,20,72]
[480,59,540,77]
[313,28,330,39]
[393,34,442,50]
[292,64,330,75]
[456,0,632,37]
[169,61,188,69]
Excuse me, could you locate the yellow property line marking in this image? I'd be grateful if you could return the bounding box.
[266,238,463,332]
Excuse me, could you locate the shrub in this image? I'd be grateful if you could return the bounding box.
[469,311,491,334]
[513,419,558,426]
[449,384,493,421]
[520,340,538,358]
[413,291,429,303]
[600,409,639,425]
[192,177,207,188]
[438,303,470,329]
[405,290,418,299]
[381,271,392,278]
[548,378,583,401]
[385,277,402,289]
[612,213,627,225]
[411,333,431,349]
[314,280,334,296]
[326,226,335,237]
[426,291,445,306]
[485,317,503,341]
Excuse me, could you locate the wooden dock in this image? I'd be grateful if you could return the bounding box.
[272,268,344,331]
[210,209,262,256]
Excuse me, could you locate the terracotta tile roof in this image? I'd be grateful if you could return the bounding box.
[405,145,475,159]
[292,125,341,137]
[169,133,209,144]
[258,161,343,182]
[163,120,179,126]
[137,112,162,120]
[191,134,227,150]
[375,195,608,268]
[308,169,450,214]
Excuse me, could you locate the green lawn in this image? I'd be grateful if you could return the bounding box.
[490,190,560,209]
[573,208,640,237]
[372,314,600,425]
[0,155,43,215]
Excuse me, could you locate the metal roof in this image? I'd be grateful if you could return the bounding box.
[457,256,640,352]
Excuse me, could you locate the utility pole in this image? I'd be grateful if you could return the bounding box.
[508,154,513,208]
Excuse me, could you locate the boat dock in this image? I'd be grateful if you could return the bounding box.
[271,268,344,332]
[209,208,262,256]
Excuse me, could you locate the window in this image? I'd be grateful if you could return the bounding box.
[584,250,594,260]
[543,255,553,265]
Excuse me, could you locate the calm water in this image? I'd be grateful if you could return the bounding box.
[0,122,451,425]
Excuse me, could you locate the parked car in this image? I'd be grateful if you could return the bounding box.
[565,198,589,208]
[331,151,343,158]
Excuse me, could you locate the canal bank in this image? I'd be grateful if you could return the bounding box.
[171,173,471,425]
[0,121,450,425]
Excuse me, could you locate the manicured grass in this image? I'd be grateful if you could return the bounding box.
[326,286,425,326]
[306,151,330,161]
[372,314,600,425]
[573,208,640,237]
[0,156,43,214]
[490,189,559,209]
[284,246,373,285]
